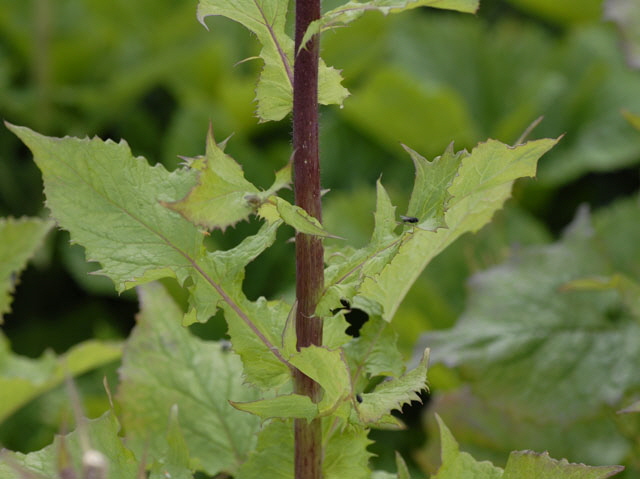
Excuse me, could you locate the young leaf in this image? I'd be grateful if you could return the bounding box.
[118,282,261,476]
[356,137,558,321]
[289,345,351,415]
[165,128,263,231]
[196,0,348,122]
[355,349,429,424]
[231,394,318,422]
[0,412,138,479]
[0,333,121,423]
[265,196,341,238]
[148,405,194,479]
[302,0,480,50]
[0,217,53,320]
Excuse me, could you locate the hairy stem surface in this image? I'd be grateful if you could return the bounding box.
[293,0,323,478]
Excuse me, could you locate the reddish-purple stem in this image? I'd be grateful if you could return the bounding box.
[293,0,323,478]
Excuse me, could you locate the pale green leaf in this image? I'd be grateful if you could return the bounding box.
[344,316,405,392]
[0,333,121,423]
[0,217,53,320]
[424,208,640,422]
[271,196,340,238]
[197,0,348,122]
[167,129,292,231]
[622,109,640,131]
[7,123,202,293]
[231,394,318,422]
[8,124,292,390]
[502,451,624,479]
[404,142,463,231]
[166,128,260,231]
[148,406,194,479]
[396,451,411,479]
[289,346,351,415]
[432,414,503,479]
[0,413,138,479]
[238,419,372,479]
[303,0,479,48]
[355,349,429,424]
[356,137,558,321]
[118,282,261,476]
[562,273,640,317]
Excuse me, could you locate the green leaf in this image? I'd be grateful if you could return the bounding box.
[166,128,261,231]
[8,124,292,389]
[237,419,373,479]
[395,451,411,479]
[432,414,503,479]
[196,0,348,122]
[619,400,640,414]
[0,333,121,424]
[302,0,479,48]
[562,274,640,317]
[0,217,53,320]
[356,137,558,321]
[355,348,429,424]
[264,196,340,238]
[231,394,318,422]
[6,123,202,293]
[424,207,640,422]
[118,282,261,476]
[0,412,138,479]
[502,451,624,479]
[289,345,351,415]
[344,316,405,392]
[148,405,194,479]
[167,129,293,231]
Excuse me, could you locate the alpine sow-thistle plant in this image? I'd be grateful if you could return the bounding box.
[0,0,628,478]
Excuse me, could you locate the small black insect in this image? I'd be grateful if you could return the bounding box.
[400,215,419,224]
[356,394,363,403]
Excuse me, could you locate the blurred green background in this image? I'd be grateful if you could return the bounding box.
[2,0,640,476]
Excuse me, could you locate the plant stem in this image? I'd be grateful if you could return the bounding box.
[293,0,323,478]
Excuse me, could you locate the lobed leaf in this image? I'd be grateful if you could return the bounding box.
[502,451,624,479]
[197,0,348,122]
[0,217,53,321]
[355,348,429,424]
[118,282,261,476]
[8,124,292,389]
[302,0,479,49]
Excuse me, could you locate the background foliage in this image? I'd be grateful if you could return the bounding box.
[1,0,640,477]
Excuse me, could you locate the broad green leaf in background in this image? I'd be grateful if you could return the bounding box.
[237,418,373,479]
[423,204,640,423]
[355,137,558,321]
[0,333,121,424]
[502,451,624,479]
[0,217,53,320]
[302,0,479,48]
[605,0,640,69]
[197,0,349,122]
[0,413,139,479]
[431,415,624,479]
[117,282,261,476]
